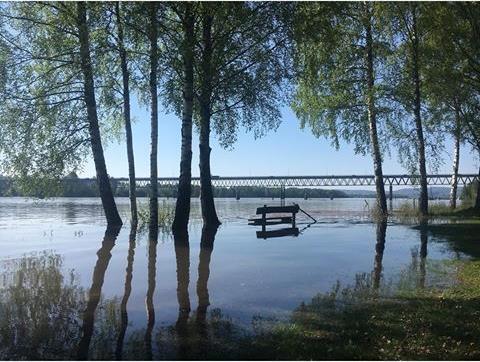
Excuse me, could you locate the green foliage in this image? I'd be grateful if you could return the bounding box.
[292,3,391,155]
[160,3,294,148]
[0,3,128,196]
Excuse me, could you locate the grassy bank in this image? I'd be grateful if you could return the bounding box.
[151,263,480,361]
[394,201,480,223]
[151,220,480,361]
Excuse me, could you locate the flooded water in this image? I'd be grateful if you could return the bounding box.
[0,197,467,359]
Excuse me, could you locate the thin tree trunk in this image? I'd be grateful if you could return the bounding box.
[115,2,137,226]
[364,3,387,217]
[76,2,122,227]
[199,11,220,228]
[148,3,159,228]
[449,109,461,209]
[173,5,195,231]
[411,4,428,217]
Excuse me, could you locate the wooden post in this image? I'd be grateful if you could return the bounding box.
[262,205,266,233]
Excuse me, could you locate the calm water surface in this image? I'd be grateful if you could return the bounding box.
[0,197,465,359]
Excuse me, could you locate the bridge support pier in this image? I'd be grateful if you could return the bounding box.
[235,188,240,200]
[280,184,285,206]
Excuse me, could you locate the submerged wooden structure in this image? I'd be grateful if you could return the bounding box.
[249,203,316,239]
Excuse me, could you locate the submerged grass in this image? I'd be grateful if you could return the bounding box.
[137,200,175,234]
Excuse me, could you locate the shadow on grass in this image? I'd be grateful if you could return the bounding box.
[417,223,480,258]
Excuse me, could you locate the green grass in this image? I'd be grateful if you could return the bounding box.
[137,200,175,233]
[394,201,480,224]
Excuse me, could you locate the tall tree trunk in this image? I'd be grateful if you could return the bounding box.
[115,2,137,226]
[173,5,195,231]
[76,2,122,227]
[77,226,121,359]
[364,3,387,217]
[199,11,220,228]
[449,108,461,209]
[411,4,428,217]
[148,3,159,228]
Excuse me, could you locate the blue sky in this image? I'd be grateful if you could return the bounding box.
[81,99,479,179]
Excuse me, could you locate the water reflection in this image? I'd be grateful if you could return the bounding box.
[372,221,387,290]
[115,225,137,360]
[419,221,428,289]
[173,229,190,360]
[0,252,84,359]
[77,226,121,360]
[196,226,218,358]
[145,225,158,360]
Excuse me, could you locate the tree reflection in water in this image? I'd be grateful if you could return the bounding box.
[173,229,190,360]
[145,225,158,360]
[115,225,138,360]
[77,226,121,360]
[372,221,387,290]
[0,220,454,360]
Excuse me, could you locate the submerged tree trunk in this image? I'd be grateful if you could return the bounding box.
[364,3,387,217]
[198,11,220,228]
[115,2,137,226]
[148,3,159,228]
[76,2,122,227]
[411,4,428,217]
[449,109,461,209]
[173,5,195,231]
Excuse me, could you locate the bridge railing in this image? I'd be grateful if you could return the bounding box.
[72,174,479,188]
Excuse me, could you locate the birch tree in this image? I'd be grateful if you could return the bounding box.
[293,2,391,216]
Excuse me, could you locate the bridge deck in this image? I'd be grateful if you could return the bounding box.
[72,174,478,187]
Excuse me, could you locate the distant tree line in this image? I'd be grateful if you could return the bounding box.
[0,177,347,199]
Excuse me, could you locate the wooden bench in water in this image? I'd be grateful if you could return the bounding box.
[248,204,300,227]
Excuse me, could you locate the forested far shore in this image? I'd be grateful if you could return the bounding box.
[0,179,347,199]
